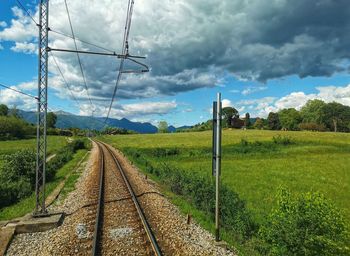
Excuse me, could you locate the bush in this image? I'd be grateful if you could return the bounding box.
[68,139,86,152]
[0,139,87,208]
[259,189,349,255]
[151,147,180,157]
[231,139,277,154]
[299,122,327,132]
[140,159,257,240]
[46,139,86,180]
[0,116,35,140]
[272,135,294,145]
[0,149,36,207]
[0,149,36,186]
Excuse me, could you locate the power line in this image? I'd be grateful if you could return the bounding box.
[14,0,116,55]
[0,82,38,99]
[15,0,39,25]
[49,28,115,54]
[104,0,134,123]
[64,0,94,109]
[49,52,82,108]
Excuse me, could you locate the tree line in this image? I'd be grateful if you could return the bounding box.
[0,103,87,139]
[179,99,350,133]
[258,99,350,132]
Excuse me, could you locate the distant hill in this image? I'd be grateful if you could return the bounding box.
[168,125,176,133]
[176,125,193,131]
[18,110,158,134]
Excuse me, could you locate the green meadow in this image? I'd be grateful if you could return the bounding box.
[0,136,68,157]
[101,130,350,224]
[0,136,69,169]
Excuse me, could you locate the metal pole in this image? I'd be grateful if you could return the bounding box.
[35,0,49,216]
[215,92,221,241]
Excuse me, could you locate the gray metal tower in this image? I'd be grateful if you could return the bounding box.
[35,0,49,216]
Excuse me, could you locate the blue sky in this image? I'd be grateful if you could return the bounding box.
[1,1,350,127]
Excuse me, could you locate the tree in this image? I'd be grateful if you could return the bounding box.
[253,118,264,129]
[244,113,251,127]
[278,108,302,131]
[158,121,168,133]
[0,104,8,116]
[47,112,57,128]
[321,102,350,132]
[300,99,326,124]
[267,112,281,130]
[222,106,238,128]
[8,106,20,118]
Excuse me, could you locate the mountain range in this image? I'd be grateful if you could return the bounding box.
[18,110,191,134]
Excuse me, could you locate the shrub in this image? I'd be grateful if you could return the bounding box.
[272,135,294,145]
[259,189,349,256]
[152,147,180,157]
[298,122,327,132]
[146,162,257,240]
[68,139,86,152]
[0,116,34,140]
[0,139,87,208]
[0,149,36,207]
[231,139,277,154]
[0,149,36,186]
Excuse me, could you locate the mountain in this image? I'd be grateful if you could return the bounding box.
[18,110,158,134]
[167,125,176,133]
[176,125,193,131]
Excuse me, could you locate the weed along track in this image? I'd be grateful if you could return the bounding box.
[93,141,162,255]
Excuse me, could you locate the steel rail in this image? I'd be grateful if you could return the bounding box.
[92,143,105,256]
[98,141,162,256]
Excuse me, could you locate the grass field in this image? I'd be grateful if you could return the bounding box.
[100,130,350,225]
[0,136,68,157]
[0,136,69,169]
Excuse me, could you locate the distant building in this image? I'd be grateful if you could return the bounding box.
[231,115,245,129]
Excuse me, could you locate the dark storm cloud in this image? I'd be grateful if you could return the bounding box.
[135,0,350,82]
[2,0,350,101]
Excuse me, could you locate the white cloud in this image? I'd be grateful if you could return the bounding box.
[222,99,232,108]
[10,42,36,54]
[0,86,36,111]
[183,108,193,112]
[17,81,37,90]
[229,89,240,93]
[242,86,267,95]
[2,1,350,120]
[78,100,177,119]
[0,21,7,28]
[274,92,315,110]
[0,7,37,42]
[237,84,350,117]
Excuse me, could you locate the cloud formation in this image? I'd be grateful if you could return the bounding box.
[1,1,350,119]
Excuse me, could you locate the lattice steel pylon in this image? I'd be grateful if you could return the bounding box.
[34,0,49,216]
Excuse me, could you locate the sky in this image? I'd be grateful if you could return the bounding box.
[1,0,350,127]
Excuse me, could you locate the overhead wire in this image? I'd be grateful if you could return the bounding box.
[104,0,134,123]
[63,0,94,109]
[14,0,146,126]
[0,82,38,99]
[15,0,113,55]
[49,52,82,108]
[49,28,115,54]
[15,0,39,25]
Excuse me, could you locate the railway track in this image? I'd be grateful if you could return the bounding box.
[92,141,162,255]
